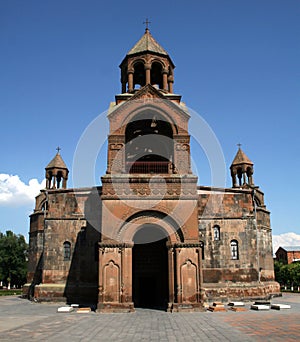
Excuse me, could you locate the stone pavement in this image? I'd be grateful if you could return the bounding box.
[0,293,299,341]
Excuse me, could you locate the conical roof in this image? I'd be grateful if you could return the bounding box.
[46,151,68,170]
[231,147,253,166]
[127,28,168,56]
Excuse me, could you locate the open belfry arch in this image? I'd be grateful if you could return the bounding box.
[24,27,280,311]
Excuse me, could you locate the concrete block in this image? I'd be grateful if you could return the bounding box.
[208,302,227,312]
[254,300,270,305]
[77,307,91,313]
[229,307,247,312]
[228,301,245,307]
[57,306,74,313]
[251,305,270,311]
[271,304,291,310]
[212,302,223,307]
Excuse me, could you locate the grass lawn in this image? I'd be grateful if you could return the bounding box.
[0,289,22,296]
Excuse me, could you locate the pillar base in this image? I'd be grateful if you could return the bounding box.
[202,281,281,304]
[97,302,135,313]
[169,302,205,312]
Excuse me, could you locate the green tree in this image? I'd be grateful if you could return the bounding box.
[0,231,28,288]
[274,260,284,283]
[274,260,300,290]
[288,262,300,289]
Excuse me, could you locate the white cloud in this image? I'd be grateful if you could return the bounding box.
[273,232,300,254]
[0,174,45,207]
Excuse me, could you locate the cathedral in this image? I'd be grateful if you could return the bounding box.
[24,28,280,312]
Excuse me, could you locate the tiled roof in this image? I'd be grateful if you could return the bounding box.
[46,152,68,169]
[231,148,253,166]
[127,29,168,56]
[281,246,300,252]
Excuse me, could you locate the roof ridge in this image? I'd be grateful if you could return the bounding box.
[127,29,168,56]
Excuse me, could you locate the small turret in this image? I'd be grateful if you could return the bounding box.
[230,145,254,188]
[45,147,69,189]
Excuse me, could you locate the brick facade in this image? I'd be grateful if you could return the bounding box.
[276,247,300,264]
[23,29,280,311]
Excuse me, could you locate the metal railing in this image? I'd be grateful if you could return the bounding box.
[126,161,170,174]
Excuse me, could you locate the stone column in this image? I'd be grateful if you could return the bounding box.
[98,245,105,305]
[243,172,247,185]
[128,69,134,92]
[167,246,175,308]
[175,248,182,303]
[231,171,237,187]
[97,243,134,312]
[162,68,168,91]
[145,63,151,85]
[168,76,174,93]
[122,245,133,306]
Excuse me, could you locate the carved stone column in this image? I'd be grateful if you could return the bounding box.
[168,75,174,93]
[128,69,134,92]
[145,63,151,85]
[162,68,168,91]
[171,243,204,312]
[167,245,175,311]
[97,243,134,312]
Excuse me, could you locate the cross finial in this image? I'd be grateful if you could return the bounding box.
[56,146,61,154]
[237,143,242,149]
[143,18,151,31]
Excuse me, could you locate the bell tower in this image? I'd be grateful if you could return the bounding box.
[45,148,69,189]
[98,29,203,312]
[230,146,254,188]
[119,27,175,93]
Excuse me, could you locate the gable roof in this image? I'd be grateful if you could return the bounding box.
[279,246,300,252]
[127,29,168,56]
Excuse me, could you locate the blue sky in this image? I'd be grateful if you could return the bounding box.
[0,0,299,247]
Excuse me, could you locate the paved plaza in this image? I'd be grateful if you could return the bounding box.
[0,293,299,341]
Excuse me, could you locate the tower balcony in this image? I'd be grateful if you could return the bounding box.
[126,161,172,174]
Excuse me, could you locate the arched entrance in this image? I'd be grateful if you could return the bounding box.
[132,225,169,310]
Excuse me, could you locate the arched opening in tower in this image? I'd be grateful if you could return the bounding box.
[151,62,163,89]
[132,225,169,310]
[133,62,146,89]
[125,113,174,173]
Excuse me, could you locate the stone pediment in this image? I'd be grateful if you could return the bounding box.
[108,85,190,133]
[129,84,166,101]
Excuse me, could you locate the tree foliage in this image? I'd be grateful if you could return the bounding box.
[0,230,28,288]
[274,260,300,288]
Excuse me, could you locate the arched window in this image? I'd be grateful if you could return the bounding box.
[125,112,174,174]
[213,225,220,241]
[230,240,239,260]
[63,241,71,261]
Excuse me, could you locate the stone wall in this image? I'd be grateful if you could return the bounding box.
[198,186,278,298]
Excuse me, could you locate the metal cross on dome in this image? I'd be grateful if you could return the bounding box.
[56,146,61,154]
[143,18,151,30]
